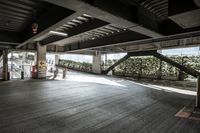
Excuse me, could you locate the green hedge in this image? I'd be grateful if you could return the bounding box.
[58,59,92,72]
[103,55,200,80]
[59,55,200,80]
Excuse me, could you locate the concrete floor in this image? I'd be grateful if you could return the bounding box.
[0,71,199,133]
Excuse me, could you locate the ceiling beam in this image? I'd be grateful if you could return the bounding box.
[64,30,200,52]
[17,0,163,48]
[64,30,148,51]
[17,12,83,48]
[40,18,108,45]
[0,42,19,49]
[0,30,22,44]
[44,0,163,38]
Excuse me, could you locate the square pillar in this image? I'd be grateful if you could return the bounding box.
[92,51,101,74]
[2,49,8,81]
[55,54,60,65]
[197,76,200,108]
[36,42,47,79]
[54,54,60,72]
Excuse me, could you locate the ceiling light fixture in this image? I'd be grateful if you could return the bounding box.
[49,31,68,37]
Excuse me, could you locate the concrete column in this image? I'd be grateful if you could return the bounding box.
[22,52,26,70]
[158,59,162,79]
[92,51,101,74]
[105,54,107,70]
[55,54,60,65]
[197,76,200,108]
[36,42,47,79]
[54,54,60,73]
[2,49,8,81]
[33,52,37,66]
[178,57,185,81]
[11,51,13,79]
[139,58,142,78]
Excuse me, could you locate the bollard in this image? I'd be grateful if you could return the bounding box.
[21,71,24,79]
[62,68,67,79]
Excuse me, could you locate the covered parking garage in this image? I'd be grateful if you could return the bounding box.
[0,0,200,132]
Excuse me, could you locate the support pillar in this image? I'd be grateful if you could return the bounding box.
[2,49,8,81]
[92,51,101,74]
[158,59,162,79]
[11,51,13,79]
[197,76,200,108]
[54,54,60,72]
[36,42,47,79]
[178,57,185,81]
[55,54,60,65]
[34,52,37,65]
[139,58,143,78]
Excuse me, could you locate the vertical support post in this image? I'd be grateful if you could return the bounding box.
[2,49,8,81]
[105,53,107,66]
[21,52,26,79]
[11,51,13,79]
[124,60,127,76]
[34,52,37,65]
[36,42,47,79]
[139,58,142,78]
[55,54,60,65]
[92,51,101,74]
[178,56,185,81]
[54,54,60,73]
[197,76,200,108]
[157,50,162,78]
[158,59,162,79]
[104,53,107,70]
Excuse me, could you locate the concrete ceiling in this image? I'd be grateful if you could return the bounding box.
[0,0,200,54]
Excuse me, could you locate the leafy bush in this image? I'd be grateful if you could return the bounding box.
[103,55,200,80]
[58,59,92,72]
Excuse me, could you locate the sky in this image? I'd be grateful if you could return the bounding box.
[162,46,200,56]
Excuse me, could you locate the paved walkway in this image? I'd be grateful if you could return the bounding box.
[0,71,199,133]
